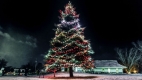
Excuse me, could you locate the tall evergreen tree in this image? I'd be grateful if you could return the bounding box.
[44,1,94,77]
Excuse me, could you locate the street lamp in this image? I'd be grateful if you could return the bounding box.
[35,58,37,73]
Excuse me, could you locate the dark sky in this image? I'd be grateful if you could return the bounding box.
[0,0,142,67]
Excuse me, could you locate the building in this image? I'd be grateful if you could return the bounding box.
[61,60,126,74]
[61,66,86,72]
[94,60,126,74]
[13,68,25,75]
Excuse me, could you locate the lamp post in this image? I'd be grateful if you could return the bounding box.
[35,58,37,73]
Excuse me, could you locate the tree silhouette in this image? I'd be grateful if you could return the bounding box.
[0,59,7,69]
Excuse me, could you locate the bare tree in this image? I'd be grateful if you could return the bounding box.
[132,40,142,51]
[115,47,142,74]
[132,40,142,72]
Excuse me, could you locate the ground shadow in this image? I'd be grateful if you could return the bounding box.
[48,76,99,79]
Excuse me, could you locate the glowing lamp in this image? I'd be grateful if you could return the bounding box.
[133,70,137,73]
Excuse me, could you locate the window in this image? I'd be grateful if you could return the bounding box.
[116,68,118,73]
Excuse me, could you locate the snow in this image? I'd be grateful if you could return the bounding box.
[0,72,142,80]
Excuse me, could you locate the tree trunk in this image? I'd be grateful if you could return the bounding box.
[18,69,20,76]
[127,69,131,74]
[53,71,56,77]
[69,66,73,77]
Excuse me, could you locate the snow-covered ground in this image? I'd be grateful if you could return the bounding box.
[0,72,142,80]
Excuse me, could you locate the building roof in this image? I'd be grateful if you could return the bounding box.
[95,60,126,68]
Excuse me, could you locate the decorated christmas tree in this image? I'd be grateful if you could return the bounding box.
[44,1,94,77]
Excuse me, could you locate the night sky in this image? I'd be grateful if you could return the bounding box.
[0,0,142,67]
